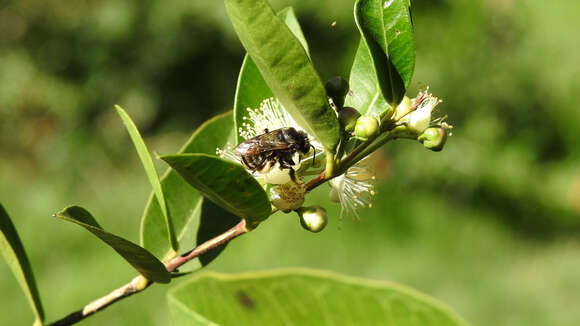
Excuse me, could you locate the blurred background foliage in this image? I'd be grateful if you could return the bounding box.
[1,0,579,325]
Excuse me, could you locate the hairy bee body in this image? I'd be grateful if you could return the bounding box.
[234,127,313,181]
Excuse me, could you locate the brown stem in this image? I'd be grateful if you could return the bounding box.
[164,219,248,272]
[48,219,248,326]
[305,172,326,192]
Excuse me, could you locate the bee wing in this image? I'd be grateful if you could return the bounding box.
[257,139,291,152]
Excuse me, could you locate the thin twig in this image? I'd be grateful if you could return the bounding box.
[164,219,248,272]
[305,172,326,192]
[48,219,248,326]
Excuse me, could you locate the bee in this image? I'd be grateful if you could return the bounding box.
[234,127,315,182]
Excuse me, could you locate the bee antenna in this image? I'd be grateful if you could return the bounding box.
[311,145,316,163]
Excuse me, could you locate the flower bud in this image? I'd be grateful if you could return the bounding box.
[406,91,441,134]
[338,106,361,133]
[297,206,328,233]
[354,115,380,140]
[269,182,305,212]
[418,127,447,152]
[325,76,349,108]
[394,96,412,120]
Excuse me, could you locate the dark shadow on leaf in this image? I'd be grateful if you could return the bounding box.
[196,199,240,266]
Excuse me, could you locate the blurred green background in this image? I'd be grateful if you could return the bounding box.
[1,0,579,325]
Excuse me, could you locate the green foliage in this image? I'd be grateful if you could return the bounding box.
[55,206,171,283]
[233,7,310,144]
[346,41,391,116]
[354,0,414,107]
[168,269,469,326]
[4,1,580,326]
[161,154,271,225]
[0,204,44,324]
[116,105,177,252]
[140,112,235,259]
[225,0,340,152]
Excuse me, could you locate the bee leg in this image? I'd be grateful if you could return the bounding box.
[311,145,316,163]
[241,156,250,169]
[279,158,290,169]
[281,151,296,166]
[289,168,298,183]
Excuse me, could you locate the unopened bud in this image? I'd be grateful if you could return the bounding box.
[297,206,328,233]
[325,76,349,108]
[354,116,380,140]
[418,127,447,152]
[394,96,412,120]
[338,106,361,133]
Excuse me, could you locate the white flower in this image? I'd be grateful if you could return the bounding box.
[239,97,324,159]
[329,157,376,221]
[217,97,323,184]
[398,88,442,134]
[269,182,306,212]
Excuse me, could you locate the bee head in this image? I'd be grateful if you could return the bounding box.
[283,128,309,154]
[298,132,311,155]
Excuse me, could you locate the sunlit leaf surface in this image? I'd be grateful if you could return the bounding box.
[168,269,470,326]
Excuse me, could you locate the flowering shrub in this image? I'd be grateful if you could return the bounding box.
[1,1,465,325]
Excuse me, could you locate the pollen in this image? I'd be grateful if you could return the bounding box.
[269,182,306,212]
[329,157,376,222]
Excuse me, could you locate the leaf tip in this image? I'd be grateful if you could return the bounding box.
[152,151,163,160]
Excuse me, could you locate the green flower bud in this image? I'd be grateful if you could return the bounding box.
[297,206,328,233]
[325,76,349,108]
[354,115,380,140]
[418,127,447,152]
[338,106,361,133]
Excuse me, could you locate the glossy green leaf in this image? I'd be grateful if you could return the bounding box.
[225,0,340,152]
[278,7,310,55]
[141,112,235,260]
[354,0,415,106]
[0,204,44,324]
[233,7,310,144]
[161,154,271,223]
[55,206,170,284]
[115,105,177,252]
[345,40,390,116]
[168,269,470,326]
[196,199,240,266]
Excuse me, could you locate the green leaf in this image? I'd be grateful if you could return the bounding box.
[161,154,271,224]
[278,7,310,55]
[225,0,340,152]
[196,199,240,266]
[354,0,415,106]
[0,204,44,323]
[115,105,177,252]
[345,40,390,116]
[141,112,235,260]
[168,269,470,326]
[55,206,170,284]
[233,6,310,144]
